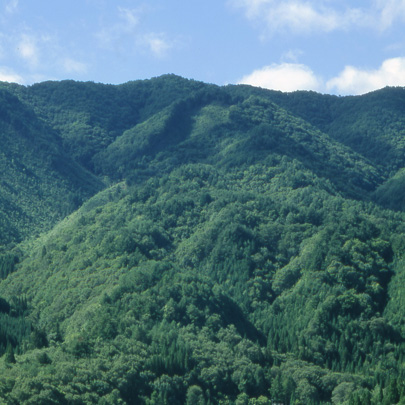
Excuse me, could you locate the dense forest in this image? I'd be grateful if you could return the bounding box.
[0,75,405,403]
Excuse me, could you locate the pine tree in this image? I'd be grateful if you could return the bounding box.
[4,342,15,364]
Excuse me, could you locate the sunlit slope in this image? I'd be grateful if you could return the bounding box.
[0,157,403,403]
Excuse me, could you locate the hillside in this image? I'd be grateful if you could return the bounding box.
[0,76,404,404]
[0,89,103,249]
[0,76,211,171]
[226,85,405,173]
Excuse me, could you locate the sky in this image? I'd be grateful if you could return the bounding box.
[1,0,405,95]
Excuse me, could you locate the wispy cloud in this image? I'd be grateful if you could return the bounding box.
[238,63,322,92]
[96,6,142,49]
[229,0,405,35]
[5,0,18,14]
[229,0,367,35]
[0,27,90,83]
[62,58,88,74]
[17,34,39,66]
[0,66,23,83]
[327,57,405,95]
[118,7,140,30]
[140,33,174,58]
[375,0,405,30]
[281,49,304,63]
[96,6,179,59]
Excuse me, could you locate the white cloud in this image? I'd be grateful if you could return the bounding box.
[375,0,405,30]
[118,7,140,30]
[229,0,367,34]
[229,0,405,35]
[17,34,39,66]
[231,0,271,19]
[263,3,338,33]
[96,6,142,49]
[239,58,405,95]
[281,49,304,63]
[62,58,88,74]
[238,63,322,92]
[327,57,405,95]
[140,33,173,58]
[0,66,23,83]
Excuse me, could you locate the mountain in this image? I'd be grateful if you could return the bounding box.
[0,76,404,404]
[1,75,211,171]
[0,88,103,249]
[226,85,405,172]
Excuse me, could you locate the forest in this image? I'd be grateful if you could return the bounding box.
[0,75,405,403]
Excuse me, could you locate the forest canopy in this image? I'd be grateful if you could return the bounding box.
[0,75,404,404]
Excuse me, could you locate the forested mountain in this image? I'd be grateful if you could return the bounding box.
[0,75,405,404]
[0,88,102,249]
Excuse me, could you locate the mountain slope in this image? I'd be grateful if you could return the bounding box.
[93,90,382,199]
[0,76,405,404]
[228,85,405,174]
[1,75,212,170]
[0,89,103,249]
[0,161,403,403]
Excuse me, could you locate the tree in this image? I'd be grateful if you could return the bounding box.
[4,342,15,364]
[186,385,205,405]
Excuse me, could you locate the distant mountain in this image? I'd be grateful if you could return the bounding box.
[227,85,405,173]
[0,76,404,404]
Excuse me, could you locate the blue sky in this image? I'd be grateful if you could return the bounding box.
[1,0,405,95]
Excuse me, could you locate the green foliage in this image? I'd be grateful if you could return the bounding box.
[0,88,103,250]
[4,343,15,364]
[1,76,405,403]
[0,253,18,280]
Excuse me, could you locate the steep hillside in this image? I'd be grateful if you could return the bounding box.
[0,76,405,404]
[0,89,102,249]
[0,161,404,404]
